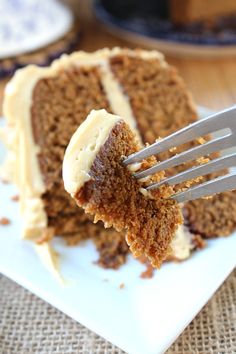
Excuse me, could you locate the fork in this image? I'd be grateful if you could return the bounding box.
[123,105,236,203]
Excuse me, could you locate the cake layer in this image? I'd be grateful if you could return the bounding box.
[110,54,197,142]
[63,110,183,267]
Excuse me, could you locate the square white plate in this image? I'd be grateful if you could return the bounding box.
[0,107,235,354]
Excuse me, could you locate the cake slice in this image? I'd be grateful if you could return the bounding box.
[2,47,236,270]
[2,47,196,259]
[170,0,236,25]
[63,109,183,267]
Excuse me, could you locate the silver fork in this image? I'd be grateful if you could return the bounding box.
[123,105,236,203]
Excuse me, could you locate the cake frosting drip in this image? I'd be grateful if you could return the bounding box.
[34,242,64,283]
[3,68,47,239]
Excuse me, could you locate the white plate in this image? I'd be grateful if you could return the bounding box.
[0,107,235,354]
[0,0,73,59]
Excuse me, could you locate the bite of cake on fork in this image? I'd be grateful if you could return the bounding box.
[63,107,236,267]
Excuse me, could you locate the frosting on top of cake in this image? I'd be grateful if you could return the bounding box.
[63,109,122,196]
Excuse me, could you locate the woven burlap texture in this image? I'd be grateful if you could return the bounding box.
[0,270,235,354]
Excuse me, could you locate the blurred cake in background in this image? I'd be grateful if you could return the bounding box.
[100,0,236,26]
[95,0,236,56]
[170,0,236,26]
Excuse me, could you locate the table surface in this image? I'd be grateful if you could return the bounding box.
[0,20,236,354]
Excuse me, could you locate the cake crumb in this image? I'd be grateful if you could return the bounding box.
[197,156,209,165]
[139,176,151,183]
[11,194,19,202]
[0,178,9,184]
[127,162,142,172]
[139,255,155,279]
[140,263,154,279]
[0,217,10,225]
[119,283,125,289]
[198,137,206,145]
[202,195,213,200]
[139,187,149,197]
[192,234,207,249]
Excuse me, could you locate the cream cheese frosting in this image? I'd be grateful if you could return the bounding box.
[99,63,142,143]
[3,67,48,239]
[63,109,121,196]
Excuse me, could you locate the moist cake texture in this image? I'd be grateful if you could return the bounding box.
[3,47,236,269]
[63,110,182,267]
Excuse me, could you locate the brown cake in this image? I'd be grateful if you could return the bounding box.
[63,109,182,267]
[170,0,236,25]
[2,47,236,269]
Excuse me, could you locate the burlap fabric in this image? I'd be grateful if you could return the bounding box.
[0,270,235,354]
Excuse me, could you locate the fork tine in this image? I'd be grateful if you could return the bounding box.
[171,172,236,203]
[134,134,233,179]
[146,153,236,190]
[123,105,236,165]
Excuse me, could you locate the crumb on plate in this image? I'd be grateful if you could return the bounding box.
[0,217,11,225]
[11,194,19,202]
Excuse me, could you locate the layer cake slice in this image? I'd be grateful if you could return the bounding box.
[2,47,236,269]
